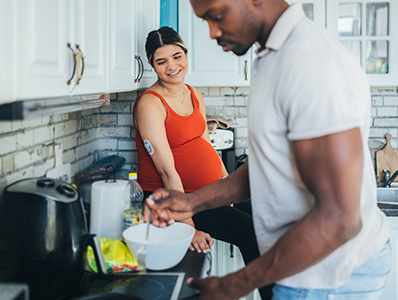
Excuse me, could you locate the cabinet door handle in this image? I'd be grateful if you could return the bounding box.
[74,44,85,86]
[67,43,77,85]
[244,60,248,81]
[138,56,144,82]
[134,55,141,83]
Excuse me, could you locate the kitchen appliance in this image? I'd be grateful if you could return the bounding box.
[76,272,185,300]
[0,177,105,300]
[209,128,236,173]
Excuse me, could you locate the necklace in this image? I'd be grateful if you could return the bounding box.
[158,80,187,105]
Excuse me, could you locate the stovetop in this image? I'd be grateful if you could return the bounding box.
[76,272,185,300]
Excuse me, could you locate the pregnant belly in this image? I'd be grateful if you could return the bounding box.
[173,138,222,192]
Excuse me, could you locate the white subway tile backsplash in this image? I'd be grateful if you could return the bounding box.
[34,126,52,144]
[14,148,42,170]
[378,107,398,117]
[3,154,14,174]
[373,118,398,127]
[16,131,34,149]
[11,120,23,131]
[0,136,17,156]
[63,134,79,150]
[118,140,135,151]
[208,87,220,96]
[118,151,137,164]
[0,121,12,134]
[99,139,118,150]
[220,87,237,95]
[0,88,397,187]
[233,96,246,106]
[372,96,383,106]
[118,114,133,126]
[384,96,398,106]
[236,87,250,95]
[99,114,117,125]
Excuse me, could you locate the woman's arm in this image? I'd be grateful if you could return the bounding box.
[194,88,229,178]
[135,94,184,191]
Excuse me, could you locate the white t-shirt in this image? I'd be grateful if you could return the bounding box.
[248,3,390,289]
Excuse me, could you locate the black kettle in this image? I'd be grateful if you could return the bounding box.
[0,177,106,300]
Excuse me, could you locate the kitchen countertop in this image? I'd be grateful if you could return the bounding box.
[1,249,207,300]
[380,207,398,217]
[69,250,207,300]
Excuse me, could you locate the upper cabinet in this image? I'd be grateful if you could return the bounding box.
[135,0,160,88]
[13,0,108,101]
[178,0,251,87]
[1,0,160,106]
[108,0,159,92]
[0,0,13,101]
[327,0,398,86]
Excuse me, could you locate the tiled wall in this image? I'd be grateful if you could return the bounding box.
[0,88,397,193]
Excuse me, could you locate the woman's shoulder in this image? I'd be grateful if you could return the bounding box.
[135,88,167,112]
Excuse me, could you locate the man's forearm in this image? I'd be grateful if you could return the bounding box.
[192,162,251,213]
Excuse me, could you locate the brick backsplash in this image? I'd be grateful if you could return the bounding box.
[0,88,397,193]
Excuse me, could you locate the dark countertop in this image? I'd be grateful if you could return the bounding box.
[378,203,398,217]
[1,250,207,300]
[381,208,398,217]
[72,250,207,300]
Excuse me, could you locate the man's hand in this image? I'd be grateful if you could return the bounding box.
[145,189,196,227]
[187,276,240,300]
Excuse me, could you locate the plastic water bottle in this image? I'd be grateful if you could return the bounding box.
[123,173,144,230]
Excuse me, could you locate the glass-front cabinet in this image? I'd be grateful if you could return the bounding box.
[285,0,326,27]
[287,0,397,86]
[327,0,397,86]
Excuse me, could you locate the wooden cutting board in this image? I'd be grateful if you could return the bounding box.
[376,133,398,182]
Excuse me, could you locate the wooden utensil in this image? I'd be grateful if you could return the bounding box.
[376,134,398,182]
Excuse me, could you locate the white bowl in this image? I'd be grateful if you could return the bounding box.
[123,222,195,270]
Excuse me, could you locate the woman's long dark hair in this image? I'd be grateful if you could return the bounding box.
[145,26,188,66]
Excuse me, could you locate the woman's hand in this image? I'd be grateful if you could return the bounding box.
[189,230,214,253]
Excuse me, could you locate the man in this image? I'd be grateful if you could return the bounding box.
[146,0,391,299]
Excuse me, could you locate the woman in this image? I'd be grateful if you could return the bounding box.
[133,26,260,265]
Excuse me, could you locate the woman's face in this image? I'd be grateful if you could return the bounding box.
[152,44,188,84]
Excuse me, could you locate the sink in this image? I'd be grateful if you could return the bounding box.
[377,188,398,202]
[377,187,398,209]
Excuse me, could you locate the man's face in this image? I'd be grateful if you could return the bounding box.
[190,0,259,56]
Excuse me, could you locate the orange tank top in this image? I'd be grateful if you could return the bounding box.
[134,85,222,192]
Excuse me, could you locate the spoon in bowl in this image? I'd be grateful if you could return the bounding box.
[136,197,152,271]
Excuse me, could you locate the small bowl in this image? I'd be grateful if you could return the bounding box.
[123,222,195,270]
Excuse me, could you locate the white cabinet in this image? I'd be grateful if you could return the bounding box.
[0,0,14,102]
[327,0,398,86]
[178,1,251,87]
[209,240,261,300]
[108,0,159,92]
[1,0,159,106]
[380,217,398,300]
[14,0,70,100]
[14,0,108,101]
[70,0,108,95]
[108,0,137,92]
[136,0,160,88]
